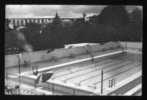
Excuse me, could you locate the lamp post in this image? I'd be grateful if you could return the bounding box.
[101,69,103,95]
[84,46,94,64]
[17,53,22,95]
[125,42,127,50]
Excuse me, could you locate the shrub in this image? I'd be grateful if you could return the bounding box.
[48,56,58,62]
[23,60,31,67]
[68,54,76,59]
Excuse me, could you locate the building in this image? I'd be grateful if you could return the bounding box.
[6,12,90,28]
[7,18,53,27]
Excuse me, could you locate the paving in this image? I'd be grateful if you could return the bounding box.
[108,77,142,96]
[5,49,142,95]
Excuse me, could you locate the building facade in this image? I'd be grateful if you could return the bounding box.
[7,18,53,27]
[6,13,89,28]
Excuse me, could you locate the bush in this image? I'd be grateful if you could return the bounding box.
[48,56,58,62]
[68,54,76,59]
[23,60,31,67]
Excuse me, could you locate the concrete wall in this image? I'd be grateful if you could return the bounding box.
[5,42,123,68]
[5,54,19,68]
[120,42,142,49]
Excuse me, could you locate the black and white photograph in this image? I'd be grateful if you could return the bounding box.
[5,5,142,96]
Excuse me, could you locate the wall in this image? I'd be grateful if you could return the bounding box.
[119,42,142,49]
[5,42,124,68]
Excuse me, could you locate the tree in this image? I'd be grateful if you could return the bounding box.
[52,12,62,28]
[98,6,130,27]
[89,15,99,24]
[129,8,142,24]
[125,7,143,41]
[5,31,18,49]
[20,23,42,50]
[42,12,64,49]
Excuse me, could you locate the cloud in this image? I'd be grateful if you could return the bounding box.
[6,5,35,18]
[6,5,142,18]
[126,5,143,13]
[6,5,106,18]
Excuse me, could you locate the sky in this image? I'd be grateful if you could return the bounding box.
[6,5,143,18]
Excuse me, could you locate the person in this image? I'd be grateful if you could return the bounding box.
[32,65,39,76]
[47,48,54,53]
[85,47,94,63]
[7,88,13,95]
[15,85,19,89]
[5,86,8,90]
[90,54,94,63]
[5,86,8,94]
[15,85,20,94]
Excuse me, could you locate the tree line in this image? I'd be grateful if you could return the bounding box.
[5,6,142,53]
